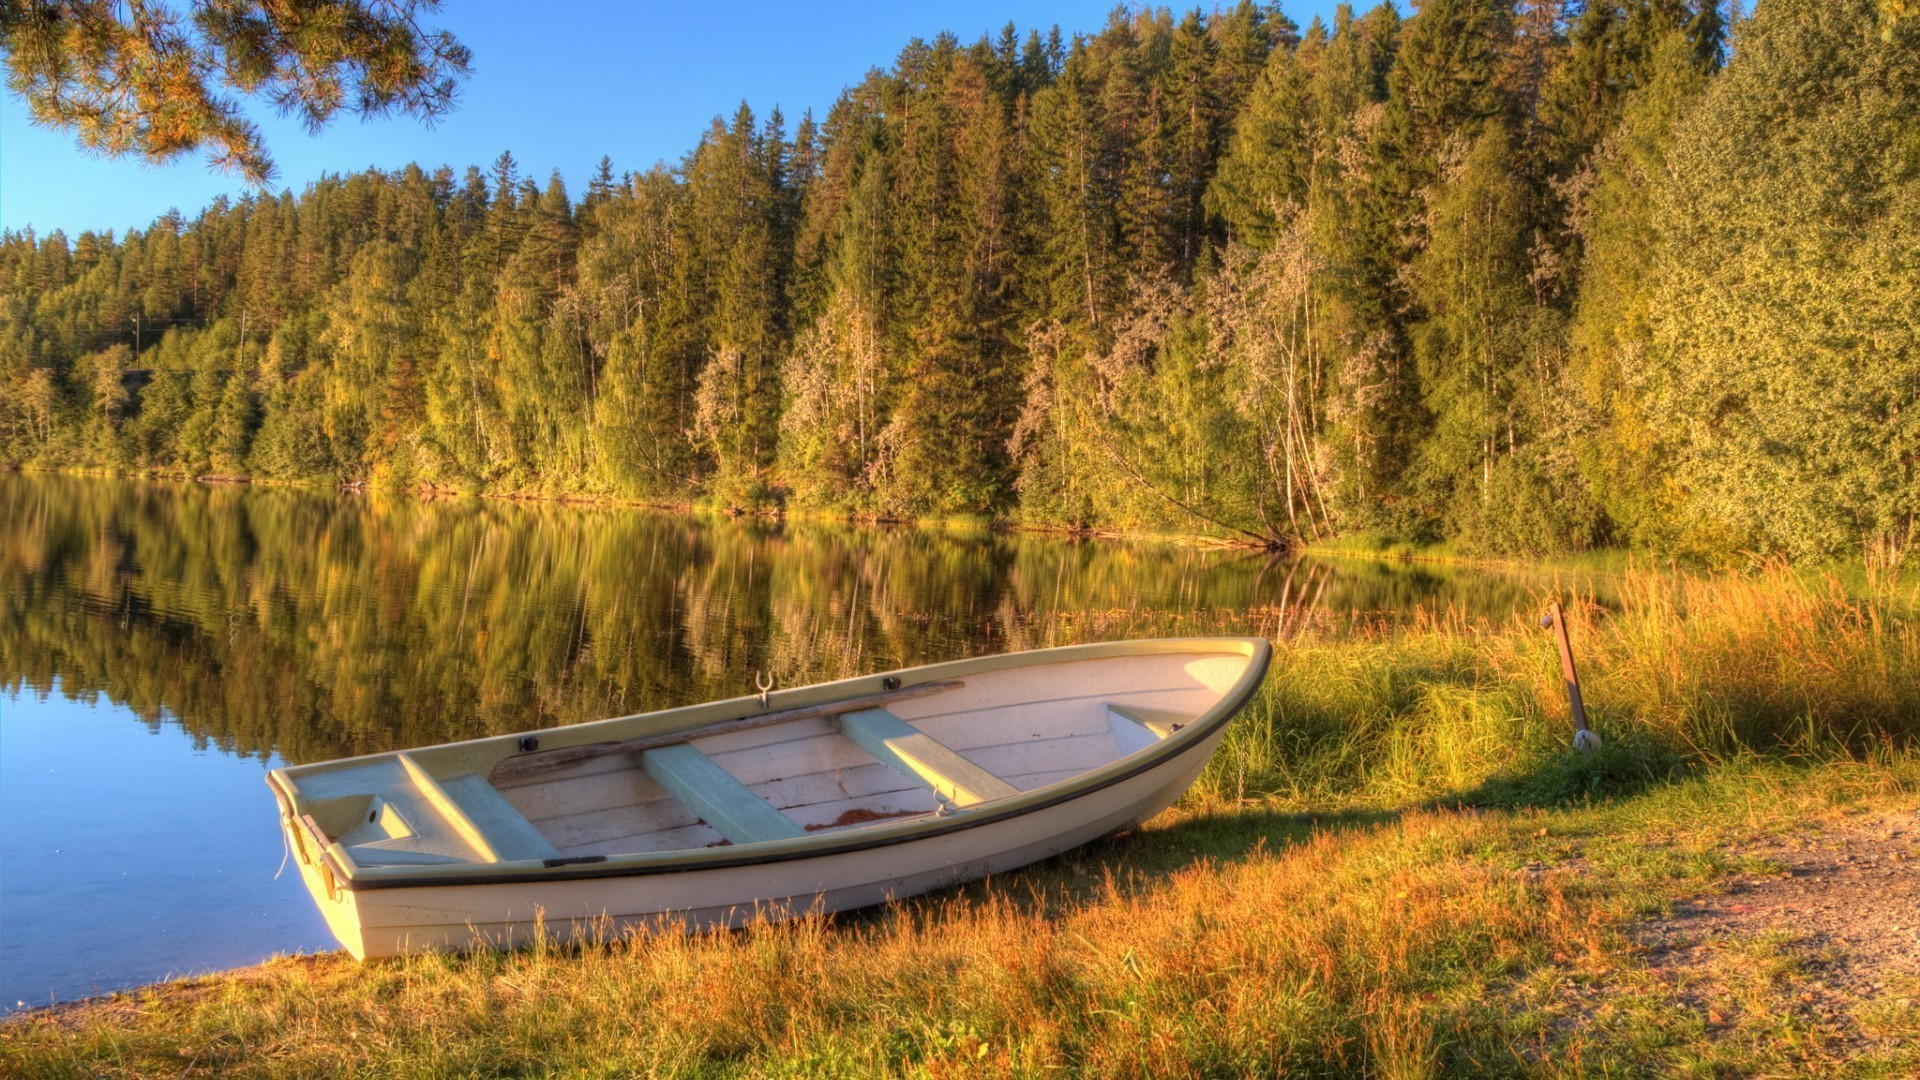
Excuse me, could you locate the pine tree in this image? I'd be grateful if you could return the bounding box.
[1386,0,1512,179]
[1563,28,1711,549]
[1206,39,1312,246]
[209,364,257,476]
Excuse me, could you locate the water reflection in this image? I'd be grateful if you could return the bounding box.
[0,688,333,1009]
[0,474,1588,765]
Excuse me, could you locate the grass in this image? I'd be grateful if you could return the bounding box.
[1308,530,1920,601]
[5,569,1919,1076]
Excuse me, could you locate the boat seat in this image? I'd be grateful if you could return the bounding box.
[838,708,1020,807]
[399,753,562,863]
[440,774,564,861]
[1105,703,1196,756]
[641,743,807,845]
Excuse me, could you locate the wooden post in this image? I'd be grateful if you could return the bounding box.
[1543,600,1600,753]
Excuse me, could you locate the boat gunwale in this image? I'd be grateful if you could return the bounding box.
[269,636,1272,892]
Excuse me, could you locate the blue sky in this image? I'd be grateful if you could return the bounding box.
[1,2,1348,240]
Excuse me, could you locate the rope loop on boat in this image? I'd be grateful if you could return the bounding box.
[274,818,292,881]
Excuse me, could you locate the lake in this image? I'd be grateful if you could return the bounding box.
[0,473,1578,1009]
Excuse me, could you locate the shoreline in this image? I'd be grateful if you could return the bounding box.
[5,462,1300,551]
[2,463,1670,573]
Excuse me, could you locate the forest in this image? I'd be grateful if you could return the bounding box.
[1,0,1914,564]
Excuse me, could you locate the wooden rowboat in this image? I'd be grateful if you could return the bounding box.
[267,637,1271,959]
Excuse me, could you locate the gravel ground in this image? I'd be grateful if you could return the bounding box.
[1635,807,1920,1059]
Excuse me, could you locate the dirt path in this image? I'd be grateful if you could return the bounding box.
[1635,808,1920,1059]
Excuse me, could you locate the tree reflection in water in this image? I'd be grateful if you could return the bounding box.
[0,474,1590,764]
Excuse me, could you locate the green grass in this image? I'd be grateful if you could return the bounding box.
[1308,531,1920,601]
[1304,530,1468,562]
[5,570,1919,1076]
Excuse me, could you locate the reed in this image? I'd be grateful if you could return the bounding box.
[1188,566,1920,813]
[6,570,1917,1076]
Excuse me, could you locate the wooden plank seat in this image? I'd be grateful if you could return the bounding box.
[1106,703,1197,755]
[397,753,563,863]
[837,708,1020,807]
[640,743,807,845]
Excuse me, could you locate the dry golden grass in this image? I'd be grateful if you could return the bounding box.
[8,770,1912,1077]
[0,808,1585,1076]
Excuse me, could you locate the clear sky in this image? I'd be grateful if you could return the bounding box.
[1,1,1348,241]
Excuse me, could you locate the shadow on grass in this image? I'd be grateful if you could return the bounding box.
[914,735,1716,923]
[865,803,1409,927]
[1433,732,1686,810]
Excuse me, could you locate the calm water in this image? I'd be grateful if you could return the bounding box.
[0,473,1577,1008]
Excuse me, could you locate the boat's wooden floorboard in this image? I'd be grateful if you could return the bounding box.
[502,762,675,822]
[535,732,1124,858]
[749,761,938,812]
[535,794,700,849]
[526,757,940,846]
[491,653,1242,860]
[494,750,637,789]
[699,730,887,787]
[540,768,940,854]
[783,790,938,832]
[690,715,840,755]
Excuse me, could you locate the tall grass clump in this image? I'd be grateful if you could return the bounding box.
[1196,567,1920,813]
[1587,569,1920,758]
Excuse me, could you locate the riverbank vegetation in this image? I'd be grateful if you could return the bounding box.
[4,0,1914,563]
[6,568,1917,1075]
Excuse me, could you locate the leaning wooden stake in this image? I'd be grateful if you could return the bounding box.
[1542,600,1601,753]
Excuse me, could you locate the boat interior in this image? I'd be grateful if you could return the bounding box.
[285,650,1253,871]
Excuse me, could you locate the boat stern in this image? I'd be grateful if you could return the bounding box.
[269,770,371,959]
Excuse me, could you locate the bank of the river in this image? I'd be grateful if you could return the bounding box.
[10,462,707,516]
[11,462,1301,550]
[33,462,1849,568]
[1307,535,1920,606]
[4,570,1916,1075]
